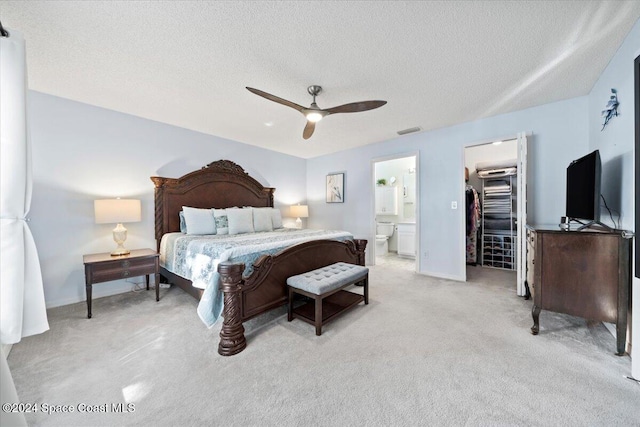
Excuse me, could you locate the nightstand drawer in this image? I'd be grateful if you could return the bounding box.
[88,256,157,284]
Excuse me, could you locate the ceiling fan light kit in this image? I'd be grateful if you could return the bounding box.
[305,112,324,122]
[246,85,387,139]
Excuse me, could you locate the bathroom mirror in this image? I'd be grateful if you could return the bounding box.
[403,172,416,220]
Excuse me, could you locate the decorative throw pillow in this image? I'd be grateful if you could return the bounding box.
[182,206,216,235]
[213,209,229,235]
[227,207,255,235]
[271,208,283,229]
[253,207,274,232]
[179,211,187,233]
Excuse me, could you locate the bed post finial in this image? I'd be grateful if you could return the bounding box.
[218,262,247,356]
[204,160,246,175]
[150,176,168,252]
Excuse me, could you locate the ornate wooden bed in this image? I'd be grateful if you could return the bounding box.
[151,160,366,356]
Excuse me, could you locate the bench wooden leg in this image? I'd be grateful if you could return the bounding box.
[315,296,322,336]
[364,275,369,305]
[287,287,294,322]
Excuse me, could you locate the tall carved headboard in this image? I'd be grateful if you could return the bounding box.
[150,160,275,247]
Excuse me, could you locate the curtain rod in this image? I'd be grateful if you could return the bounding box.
[0,21,9,38]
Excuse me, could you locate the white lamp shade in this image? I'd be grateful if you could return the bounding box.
[94,199,142,224]
[290,205,309,218]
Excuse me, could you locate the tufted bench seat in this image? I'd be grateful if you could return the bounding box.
[287,262,368,335]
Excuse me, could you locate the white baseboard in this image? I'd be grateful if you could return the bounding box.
[603,322,616,338]
[1,344,13,357]
[45,282,136,309]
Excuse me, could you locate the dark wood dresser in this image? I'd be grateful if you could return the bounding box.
[526,225,631,355]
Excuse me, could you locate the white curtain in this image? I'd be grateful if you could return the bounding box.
[0,29,49,344]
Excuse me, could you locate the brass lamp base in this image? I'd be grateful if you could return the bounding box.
[110,247,131,256]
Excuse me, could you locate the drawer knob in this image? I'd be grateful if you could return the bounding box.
[121,260,130,268]
[122,270,130,277]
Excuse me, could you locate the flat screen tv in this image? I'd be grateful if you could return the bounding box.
[566,149,601,222]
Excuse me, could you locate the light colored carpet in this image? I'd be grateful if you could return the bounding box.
[7,261,639,426]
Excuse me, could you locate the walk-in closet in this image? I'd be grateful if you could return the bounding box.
[464,139,518,271]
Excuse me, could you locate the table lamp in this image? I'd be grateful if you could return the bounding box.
[94,199,142,256]
[290,204,309,229]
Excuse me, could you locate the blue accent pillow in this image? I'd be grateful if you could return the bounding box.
[179,211,187,233]
[213,209,229,234]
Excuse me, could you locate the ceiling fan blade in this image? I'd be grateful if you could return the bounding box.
[324,100,387,114]
[246,87,305,113]
[303,121,316,139]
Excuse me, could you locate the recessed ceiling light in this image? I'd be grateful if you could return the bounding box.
[264,122,274,127]
[493,140,503,145]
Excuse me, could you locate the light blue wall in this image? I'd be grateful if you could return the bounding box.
[28,92,307,308]
[588,19,639,230]
[307,97,589,279]
[586,18,639,378]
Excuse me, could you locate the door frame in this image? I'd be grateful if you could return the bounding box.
[460,132,530,294]
[370,151,420,272]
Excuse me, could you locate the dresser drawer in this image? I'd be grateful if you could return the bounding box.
[87,256,157,284]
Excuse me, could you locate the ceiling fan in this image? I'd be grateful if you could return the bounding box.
[246,85,387,139]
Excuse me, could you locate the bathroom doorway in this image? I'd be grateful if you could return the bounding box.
[372,153,419,272]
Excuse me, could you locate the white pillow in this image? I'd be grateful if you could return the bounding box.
[213,209,229,235]
[271,208,283,229]
[253,207,274,232]
[182,206,216,235]
[227,208,254,235]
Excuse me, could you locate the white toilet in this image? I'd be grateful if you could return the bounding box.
[375,222,395,256]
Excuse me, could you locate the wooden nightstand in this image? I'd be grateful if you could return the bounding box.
[83,248,160,318]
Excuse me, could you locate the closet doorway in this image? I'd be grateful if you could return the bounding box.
[371,153,419,272]
[463,133,528,296]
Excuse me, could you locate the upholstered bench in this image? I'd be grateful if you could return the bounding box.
[287,262,369,336]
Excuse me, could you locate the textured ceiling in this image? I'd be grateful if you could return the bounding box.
[1,1,639,159]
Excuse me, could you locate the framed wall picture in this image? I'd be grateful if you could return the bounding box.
[326,173,344,203]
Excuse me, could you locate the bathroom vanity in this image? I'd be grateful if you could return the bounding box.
[397,223,416,258]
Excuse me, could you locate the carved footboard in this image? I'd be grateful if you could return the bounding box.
[217,238,367,356]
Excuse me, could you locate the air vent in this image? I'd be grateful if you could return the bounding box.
[397,126,422,136]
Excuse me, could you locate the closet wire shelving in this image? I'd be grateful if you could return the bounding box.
[480,173,517,270]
